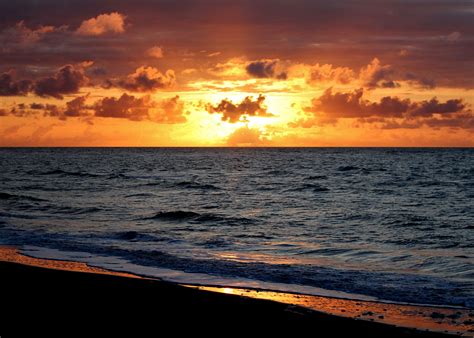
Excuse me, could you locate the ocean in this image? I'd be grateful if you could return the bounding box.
[0,148,472,307]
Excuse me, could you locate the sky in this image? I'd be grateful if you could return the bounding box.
[0,0,473,146]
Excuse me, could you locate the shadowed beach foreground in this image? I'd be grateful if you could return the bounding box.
[1,247,471,337]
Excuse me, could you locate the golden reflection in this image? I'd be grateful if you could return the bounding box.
[0,246,140,278]
[222,288,235,295]
[184,285,473,336]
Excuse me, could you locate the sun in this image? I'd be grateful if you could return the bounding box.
[166,90,304,146]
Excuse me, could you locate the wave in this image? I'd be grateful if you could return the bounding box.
[146,211,201,221]
[296,247,352,256]
[174,181,220,190]
[68,206,102,215]
[285,183,329,193]
[7,236,471,308]
[137,181,163,187]
[135,180,220,190]
[125,192,157,198]
[198,237,232,248]
[144,210,256,225]
[305,175,328,180]
[0,192,47,202]
[114,231,159,242]
[234,233,274,240]
[337,165,359,172]
[106,173,129,179]
[35,169,101,178]
[191,213,256,225]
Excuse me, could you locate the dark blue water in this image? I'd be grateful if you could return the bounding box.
[0,148,472,307]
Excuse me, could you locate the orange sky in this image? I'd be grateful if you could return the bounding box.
[0,1,473,146]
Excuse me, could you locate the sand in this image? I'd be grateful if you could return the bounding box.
[1,246,472,336]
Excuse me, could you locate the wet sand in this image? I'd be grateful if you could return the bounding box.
[1,246,472,336]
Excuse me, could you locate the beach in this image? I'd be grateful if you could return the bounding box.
[1,246,471,336]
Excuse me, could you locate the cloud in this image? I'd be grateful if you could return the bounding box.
[1,63,91,99]
[63,95,89,117]
[408,98,466,117]
[444,31,461,42]
[289,59,435,90]
[309,88,407,119]
[182,68,198,75]
[305,63,355,85]
[76,12,126,36]
[246,59,287,80]
[9,96,89,120]
[207,51,221,57]
[0,71,32,96]
[115,66,176,92]
[398,49,409,57]
[291,88,470,129]
[0,1,472,89]
[150,95,187,124]
[147,46,164,58]
[313,88,465,119]
[227,126,267,146]
[94,93,186,123]
[94,93,152,120]
[358,58,436,90]
[33,63,91,99]
[207,95,272,123]
[403,73,436,90]
[359,58,397,89]
[4,93,187,124]
[0,21,58,44]
[207,57,247,78]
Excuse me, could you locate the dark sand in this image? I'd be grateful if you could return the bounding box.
[1,249,469,336]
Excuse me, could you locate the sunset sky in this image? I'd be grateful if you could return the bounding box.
[0,0,473,146]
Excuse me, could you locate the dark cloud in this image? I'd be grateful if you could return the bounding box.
[403,73,436,90]
[309,88,466,119]
[88,67,107,77]
[0,21,59,44]
[207,95,272,123]
[0,1,471,88]
[246,60,287,80]
[8,102,58,118]
[9,98,86,120]
[378,114,474,130]
[409,98,465,117]
[33,64,90,99]
[94,93,186,123]
[0,71,32,96]
[115,66,176,92]
[424,114,474,130]
[4,93,187,124]
[291,88,470,128]
[29,103,46,110]
[306,88,408,119]
[94,93,154,120]
[64,95,89,117]
[0,62,92,99]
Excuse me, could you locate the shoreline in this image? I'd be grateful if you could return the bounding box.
[1,246,472,336]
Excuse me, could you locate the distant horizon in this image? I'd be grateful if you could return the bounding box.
[1,146,474,149]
